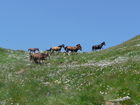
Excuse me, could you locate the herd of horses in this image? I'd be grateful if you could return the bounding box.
[28,42,106,64]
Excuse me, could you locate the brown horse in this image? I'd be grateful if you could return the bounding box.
[30,53,49,64]
[28,48,40,53]
[64,44,82,53]
[50,44,65,52]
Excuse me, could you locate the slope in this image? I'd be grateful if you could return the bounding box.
[0,35,140,105]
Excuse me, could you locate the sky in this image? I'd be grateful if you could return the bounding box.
[0,0,140,52]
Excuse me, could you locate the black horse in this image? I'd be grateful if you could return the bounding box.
[92,42,106,51]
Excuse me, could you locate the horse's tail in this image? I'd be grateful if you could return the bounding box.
[65,46,70,53]
[28,49,30,51]
[92,46,94,51]
[49,48,52,51]
[64,46,67,51]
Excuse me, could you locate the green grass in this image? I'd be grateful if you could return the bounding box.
[0,35,140,105]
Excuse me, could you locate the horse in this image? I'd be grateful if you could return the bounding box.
[50,44,65,53]
[92,42,106,51]
[30,52,49,64]
[64,44,82,53]
[28,48,40,53]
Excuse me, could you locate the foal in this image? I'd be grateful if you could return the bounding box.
[30,53,49,64]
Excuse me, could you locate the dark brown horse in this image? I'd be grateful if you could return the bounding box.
[50,44,65,52]
[28,48,40,53]
[92,42,106,51]
[64,44,82,52]
[30,53,49,64]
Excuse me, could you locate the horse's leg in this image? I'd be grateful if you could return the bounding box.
[54,51,57,55]
[51,50,54,55]
[101,46,104,49]
[63,52,67,56]
[68,50,72,55]
[38,59,41,64]
[69,50,74,55]
[75,50,78,54]
[73,51,77,55]
[44,59,48,65]
[34,58,38,64]
[66,50,70,55]
[57,50,60,55]
[40,59,43,64]
[29,55,32,61]
[65,48,68,53]
[68,51,71,56]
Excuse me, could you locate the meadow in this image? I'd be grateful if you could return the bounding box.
[0,35,140,105]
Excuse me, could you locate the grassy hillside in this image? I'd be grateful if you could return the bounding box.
[0,35,140,105]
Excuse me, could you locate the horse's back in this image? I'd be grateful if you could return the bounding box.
[66,46,76,50]
[52,46,60,50]
[31,53,41,59]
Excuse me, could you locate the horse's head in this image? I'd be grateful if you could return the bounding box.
[59,44,65,48]
[102,42,106,46]
[36,48,40,51]
[76,44,82,51]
